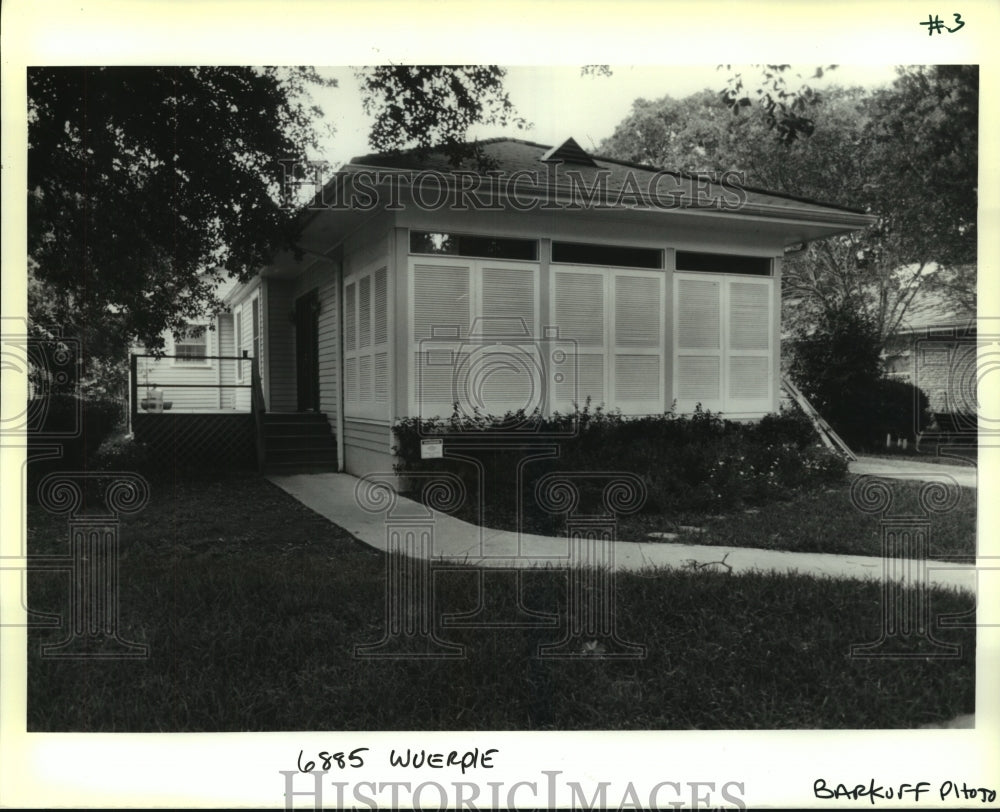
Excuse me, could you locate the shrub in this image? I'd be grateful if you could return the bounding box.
[809,376,933,452]
[26,394,125,501]
[867,378,932,448]
[752,407,818,450]
[89,435,155,474]
[787,305,883,451]
[392,403,847,521]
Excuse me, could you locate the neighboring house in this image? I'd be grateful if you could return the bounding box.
[133,137,875,475]
[883,285,977,422]
[132,319,233,413]
[130,275,247,416]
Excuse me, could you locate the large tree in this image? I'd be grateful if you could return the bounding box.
[594,88,737,174]
[28,67,331,354]
[598,65,978,345]
[27,65,524,360]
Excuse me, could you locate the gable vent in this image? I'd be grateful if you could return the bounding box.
[540,137,597,167]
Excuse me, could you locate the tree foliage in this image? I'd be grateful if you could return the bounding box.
[595,89,737,174]
[28,66,336,354]
[599,65,978,345]
[356,66,526,165]
[719,64,837,143]
[27,65,526,360]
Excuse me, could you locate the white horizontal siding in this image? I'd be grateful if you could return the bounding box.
[343,418,392,455]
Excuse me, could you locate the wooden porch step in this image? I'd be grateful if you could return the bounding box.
[260,411,338,474]
[263,433,337,449]
[264,411,330,423]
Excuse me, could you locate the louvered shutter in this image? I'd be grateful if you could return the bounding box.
[373,267,388,344]
[474,261,540,415]
[551,268,606,410]
[345,264,391,419]
[726,279,772,412]
[343,281,357,402]
[411,258,473,417]
[373,267,390,405]
[612,272,663,413]
[356,275,372,399]
[674,274,723,412]
[374,351,389,404]
[479,263,535,337]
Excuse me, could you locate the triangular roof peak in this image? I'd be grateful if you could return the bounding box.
[539,137,596,167]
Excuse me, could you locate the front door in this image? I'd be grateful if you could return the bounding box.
[295,289,320,412]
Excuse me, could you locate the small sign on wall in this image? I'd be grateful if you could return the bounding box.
[420,438,444,459]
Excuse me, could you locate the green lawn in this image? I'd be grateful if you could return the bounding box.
[615,478,977,557]
[450,476,976,559]
[26,472,975,731]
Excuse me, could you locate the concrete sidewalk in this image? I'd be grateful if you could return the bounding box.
[269,472,977,594]
[848,455,977,489]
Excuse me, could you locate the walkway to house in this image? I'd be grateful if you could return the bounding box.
[848,455,977,489]
[268,471,978,594]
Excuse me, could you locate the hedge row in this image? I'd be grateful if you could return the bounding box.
[393,404,847,517]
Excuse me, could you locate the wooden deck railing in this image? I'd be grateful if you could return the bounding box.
[128,352,262,469]
[130,353,255,418]
[250,356,267,473]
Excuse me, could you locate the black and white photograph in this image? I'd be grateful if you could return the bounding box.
[2,1,998,809]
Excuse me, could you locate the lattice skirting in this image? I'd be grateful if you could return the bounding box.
[133,414,255,469]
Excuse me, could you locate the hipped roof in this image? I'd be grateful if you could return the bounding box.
[344,137,873,222]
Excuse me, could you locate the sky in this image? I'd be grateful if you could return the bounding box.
[307,64,903,169]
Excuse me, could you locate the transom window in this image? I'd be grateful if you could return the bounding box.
[552,241,663,270]
[410,231,538,261]
[675,251,771,276]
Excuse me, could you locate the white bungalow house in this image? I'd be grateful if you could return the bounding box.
[132,137,876,474]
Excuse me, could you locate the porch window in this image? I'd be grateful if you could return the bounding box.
[552,241,663,270]
[676,251,771,276]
